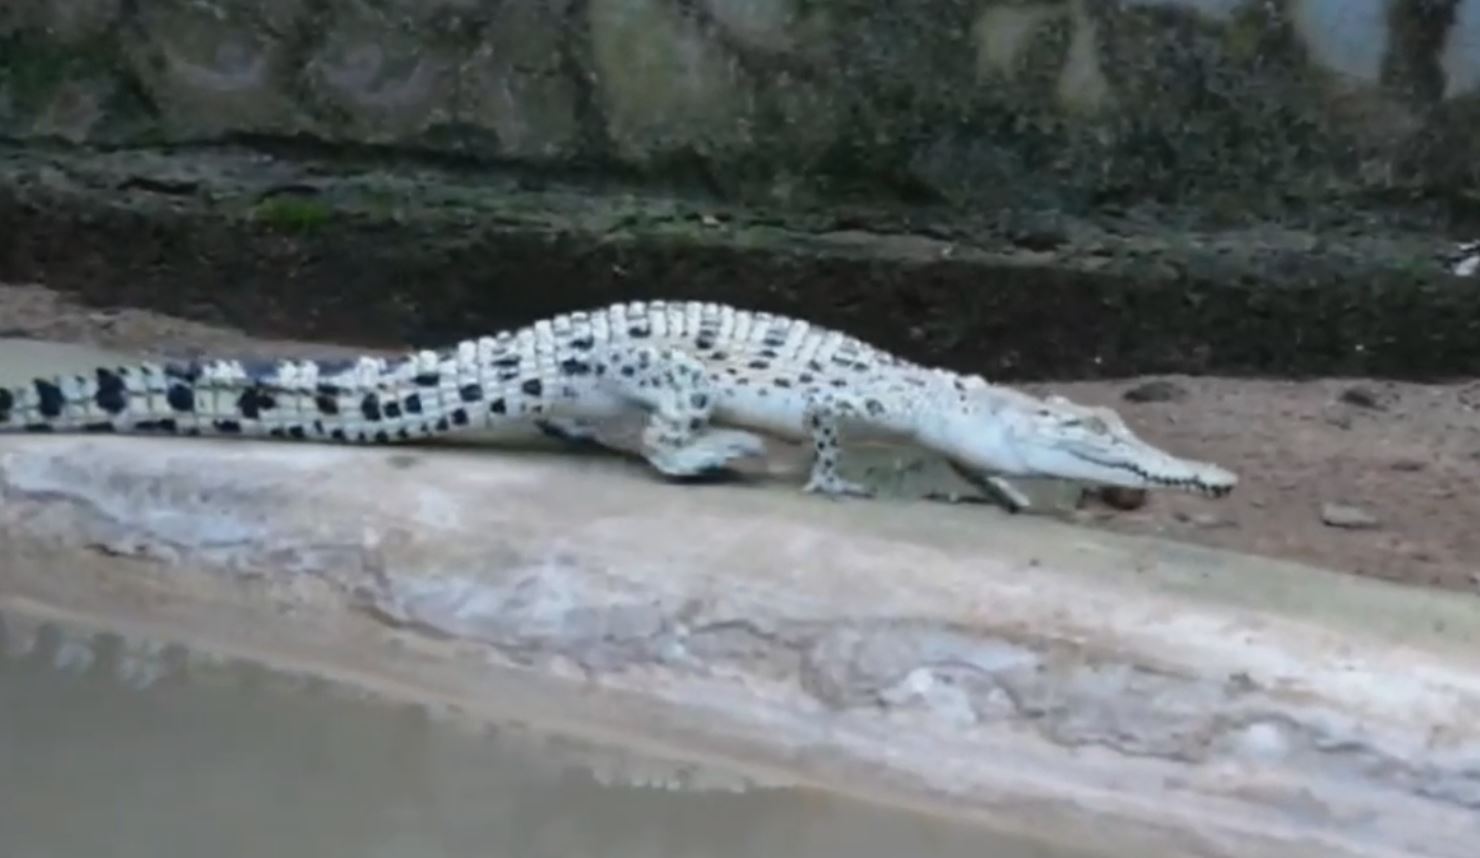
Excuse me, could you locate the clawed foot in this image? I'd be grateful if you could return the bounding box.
[648,428,769,478]
[803,472,875,499]
[534,418,610,451]
[984,476,1033,514]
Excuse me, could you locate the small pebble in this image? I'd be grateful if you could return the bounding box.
[1389,459,1426,472]
[1176,511,1235,529]
[1320,502,1379,529]
[1392,541,1434,562]
[1338,385,1385,410]
[1123,380,1188,403]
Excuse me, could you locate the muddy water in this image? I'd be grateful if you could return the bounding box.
[0,618,1075,858]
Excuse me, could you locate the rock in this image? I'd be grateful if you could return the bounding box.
[1123,380,1189,403]
[1320,502,1379,529]
[1338,385,1386,410]
[1388,458,1426,472]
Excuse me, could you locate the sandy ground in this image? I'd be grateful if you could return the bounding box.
[1,283,1477,595]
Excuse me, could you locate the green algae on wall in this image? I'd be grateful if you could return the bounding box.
[250,195,335,234]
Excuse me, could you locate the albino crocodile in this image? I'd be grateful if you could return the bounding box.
[0,299,1235,511]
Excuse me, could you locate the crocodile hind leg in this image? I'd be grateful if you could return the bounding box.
[594,344,767,477]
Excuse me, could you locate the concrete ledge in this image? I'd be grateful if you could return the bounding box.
[3,436,1479,858]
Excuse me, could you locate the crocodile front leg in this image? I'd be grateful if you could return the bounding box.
[798,389,881,498]
[942,459,1035,513]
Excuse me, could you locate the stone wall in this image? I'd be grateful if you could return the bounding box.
[4,1,1480,379]
[4,0,1479,212]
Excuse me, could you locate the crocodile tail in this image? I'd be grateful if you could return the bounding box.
[0,360,235,436]
[0,351,517,444]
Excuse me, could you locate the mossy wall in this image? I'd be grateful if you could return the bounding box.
[4,0,1479,214]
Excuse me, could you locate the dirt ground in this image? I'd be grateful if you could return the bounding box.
[2,283,1477,595]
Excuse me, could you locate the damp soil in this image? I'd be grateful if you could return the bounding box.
[2,282,1477,596]
[5,144,1480,384]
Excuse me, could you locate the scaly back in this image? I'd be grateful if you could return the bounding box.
[0,300,923,442]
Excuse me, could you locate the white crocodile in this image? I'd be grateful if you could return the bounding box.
[0,299,1236,510]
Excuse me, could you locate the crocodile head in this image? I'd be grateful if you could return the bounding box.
[924,380,1237,497]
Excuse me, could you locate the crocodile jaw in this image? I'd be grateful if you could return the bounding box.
[921,388,1238,498]
[1015,443,1238,496]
